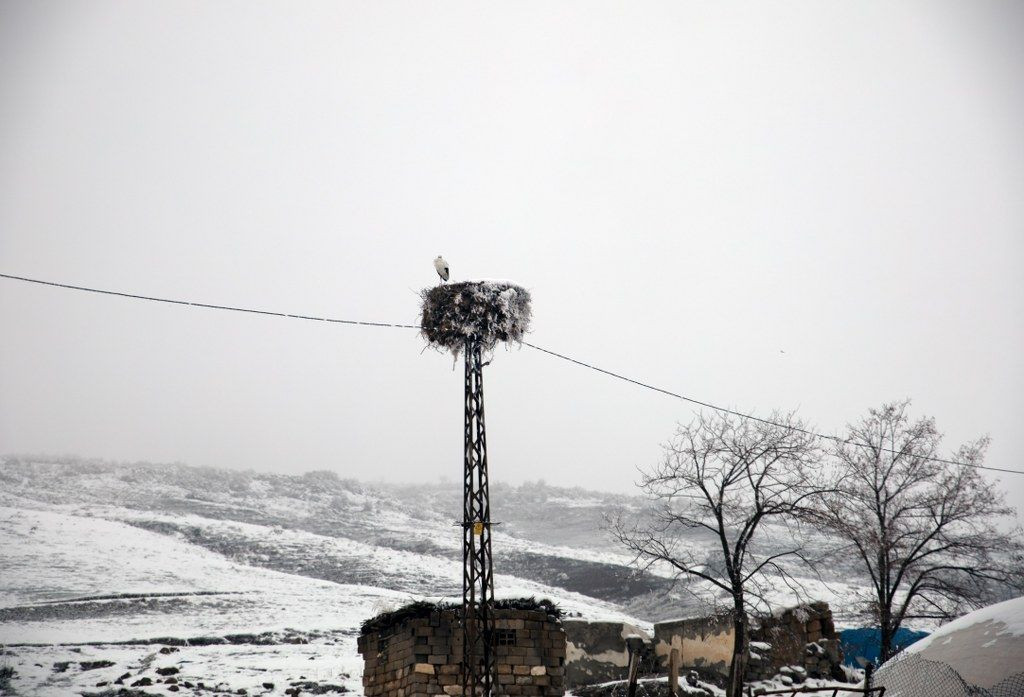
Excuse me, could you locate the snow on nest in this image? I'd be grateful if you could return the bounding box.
[420,280,531,357]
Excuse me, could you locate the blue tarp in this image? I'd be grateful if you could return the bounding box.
[839,627,930,667]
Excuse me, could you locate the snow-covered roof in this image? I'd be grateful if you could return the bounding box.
[906,596,1024,654]
[881,596,1024,689]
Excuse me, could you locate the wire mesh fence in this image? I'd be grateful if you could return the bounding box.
[990,674,1024,697]
[872,651,1024,697]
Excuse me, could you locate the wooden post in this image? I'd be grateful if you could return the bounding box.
[668,648,679,697]
[865,662,874,693]
[626,649,640,697]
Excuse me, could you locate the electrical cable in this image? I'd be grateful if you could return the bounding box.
[2,271,1020,477]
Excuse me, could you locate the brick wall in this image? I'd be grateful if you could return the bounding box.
[358,608,566,697]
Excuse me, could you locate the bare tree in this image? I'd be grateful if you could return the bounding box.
[613,411,823,697]
[811,401,1023,662]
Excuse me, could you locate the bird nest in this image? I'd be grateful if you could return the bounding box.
[419,281,532,357]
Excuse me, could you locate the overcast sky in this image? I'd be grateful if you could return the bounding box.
[1,1,1022,515]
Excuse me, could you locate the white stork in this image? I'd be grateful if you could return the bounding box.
[434,255,450,282]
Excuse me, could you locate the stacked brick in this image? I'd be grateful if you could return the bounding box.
[745,641,775,681]
[358,608,566,697]
[803,638,843,679]
[746,639,843,683]
[751,602,841,672]
[803,610,834,644]
[745,603,845,682]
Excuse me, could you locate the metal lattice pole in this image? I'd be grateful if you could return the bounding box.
[462,336,496,697]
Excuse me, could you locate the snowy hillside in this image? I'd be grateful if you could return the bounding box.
[0,456,871,696]
[0,458,691,615]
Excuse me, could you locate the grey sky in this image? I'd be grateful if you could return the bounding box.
[1,1,1022,515]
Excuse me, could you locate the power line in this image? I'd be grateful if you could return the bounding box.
[0,273,420,329]
[523,342,1024,476]
[2,271,1021,477]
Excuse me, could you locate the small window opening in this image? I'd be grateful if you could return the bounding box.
[494,629,517,646]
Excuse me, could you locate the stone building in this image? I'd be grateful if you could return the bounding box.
[652,602,844,681]
[653,613,734,676]
[562,620,656,686]
[358,604,566,697]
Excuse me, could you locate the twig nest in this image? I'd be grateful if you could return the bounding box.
[420,280,532,357]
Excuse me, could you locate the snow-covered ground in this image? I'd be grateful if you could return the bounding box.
[0,505,399,695]
[0,458,879,696]
[0,499,641,695]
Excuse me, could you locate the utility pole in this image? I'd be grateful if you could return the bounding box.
[462,336,496,697]
[419,278,532,697]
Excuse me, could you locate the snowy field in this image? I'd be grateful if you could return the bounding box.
[0,501,641,696]
[0,459,877,696]
[1,504,400,695]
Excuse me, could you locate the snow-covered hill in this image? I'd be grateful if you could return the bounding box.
[0,456,870,696]
[0,458,689,613]
[0,458,660,695]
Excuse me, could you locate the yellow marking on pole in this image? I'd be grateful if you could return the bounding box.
[473,522,484,536]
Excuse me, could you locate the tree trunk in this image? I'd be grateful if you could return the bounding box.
[726,607,748,697]
[879,617,894,663]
